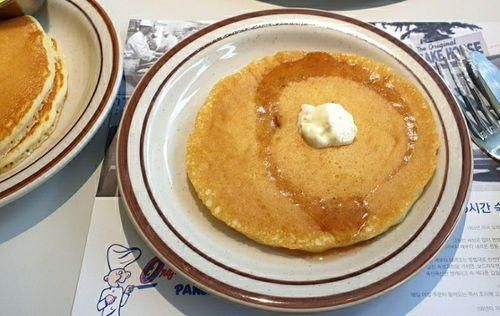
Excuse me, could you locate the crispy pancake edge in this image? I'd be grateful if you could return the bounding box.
[0,16,56,159]
[0,39,67,173]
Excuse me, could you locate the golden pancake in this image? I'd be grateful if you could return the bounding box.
[0,15,55,159]
[187,51,439,252]
[0,39,67,173]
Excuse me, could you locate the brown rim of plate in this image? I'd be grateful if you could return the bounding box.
[117,9,472,310]
[136,23,450,285]
[0,0,120,200]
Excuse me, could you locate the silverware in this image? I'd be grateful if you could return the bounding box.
[435,46,500,161]
[468,50,500,115]
[0,0,45,19]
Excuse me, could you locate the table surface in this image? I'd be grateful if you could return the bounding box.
[0,0,499,314]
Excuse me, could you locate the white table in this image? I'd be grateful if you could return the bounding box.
[0,0,498,314]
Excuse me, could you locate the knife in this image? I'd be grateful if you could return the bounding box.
[462,46,500,117]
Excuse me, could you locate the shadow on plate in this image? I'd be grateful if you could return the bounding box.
[119,186,466,315]
[33,0,49,31]
[332,214,466,315]
[185,179,467,315]
[257,0,405,11]
[118,198,271,315]
[0,119,108,244]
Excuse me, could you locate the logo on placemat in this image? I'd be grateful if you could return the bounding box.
[96,244,145,316]
[96,243,208,315]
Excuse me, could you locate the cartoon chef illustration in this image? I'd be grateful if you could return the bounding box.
[97,244,142,316]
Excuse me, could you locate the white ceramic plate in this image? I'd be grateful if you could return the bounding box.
[0,0,121,206]
[117,9,472,312]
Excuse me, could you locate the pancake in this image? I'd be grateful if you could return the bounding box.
[187,51,439,252]
[0,15,56,159]
[0,39,67,173]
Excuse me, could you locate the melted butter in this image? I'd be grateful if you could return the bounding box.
[255,52,418,243]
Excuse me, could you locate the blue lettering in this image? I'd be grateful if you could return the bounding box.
[192,286,207,295]
[465,41,484,53]
[174,284,183,295]
[174,284,209,295]
[182,284,192,295]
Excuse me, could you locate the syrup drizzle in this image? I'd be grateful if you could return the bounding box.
[255,52,418,243]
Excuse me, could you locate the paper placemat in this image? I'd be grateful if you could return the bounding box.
[73,20,500,315]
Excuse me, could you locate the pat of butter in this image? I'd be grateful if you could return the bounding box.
[297,102,357,148]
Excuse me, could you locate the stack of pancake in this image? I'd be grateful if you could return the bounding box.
[0,15,67,173]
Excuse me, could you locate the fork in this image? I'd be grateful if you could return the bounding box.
[435,46,500,160]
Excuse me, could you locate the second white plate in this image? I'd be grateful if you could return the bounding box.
[0,0,122,206]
